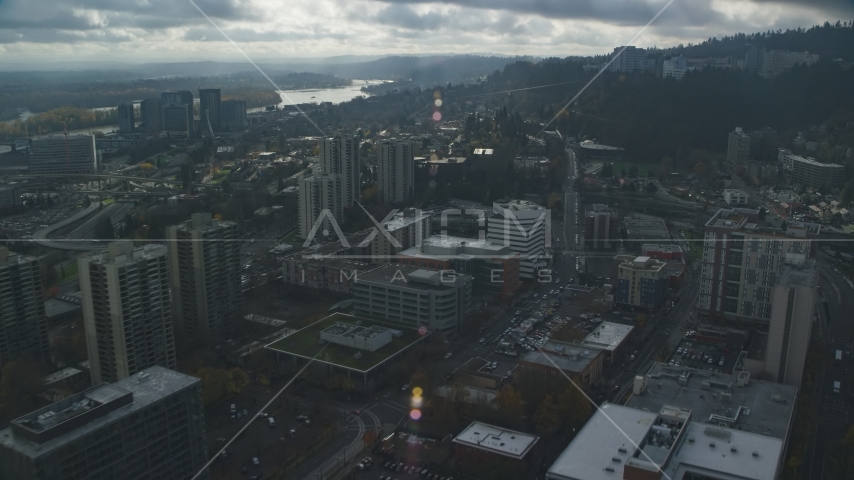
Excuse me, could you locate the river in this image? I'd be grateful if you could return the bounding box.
[2,79,386,138]
[249,79,387,113]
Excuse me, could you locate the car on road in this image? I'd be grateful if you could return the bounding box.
[350,409,362,416]
[444,352,452,358]
[401,384,409,392]
[252,457,260,466]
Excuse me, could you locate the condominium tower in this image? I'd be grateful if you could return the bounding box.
[140,98,162,134]
[488,199,548,279]
[117,103,135,133]
[198,88,222,132]
[298,173,342,240]
[727,127,750,164]
[166,213,242,345]
[698,208,819,326]
[221,99,247,130]
[78,243,176,384]
[28,134,97,175]
[320,134,360,208]
[0,247,49,366]
[377,139,414,205]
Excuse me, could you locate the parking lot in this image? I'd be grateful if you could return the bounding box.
[665,333,741,374]
[355,456,455,480]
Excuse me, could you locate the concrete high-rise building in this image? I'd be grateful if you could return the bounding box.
[117,103,135,133]
[140,98,162,134]
[320,134,360,208]
[78,243,176,384]
[662,54,689,79]
[161,90,194,107]
[377,139,414,205]
[766,260,817,386]
[298,173,343,240]
[584,204,619,249]
[698,208,819,326]
[727,127,750,164]
[0,366,208,480]
[615,256,668,310]
[778,149,845,188]
[352,264,473,334]
[166,213,242,345]
[198,88,221,132]
[28,134,97,174]
[221,99,247,130]
[397,234,522,300]
[0,247,48,366]
[607,46,654,73]
[759,49,820,78]
[488,199,547,279]
[162,104,193,138]
[369,208,432,264]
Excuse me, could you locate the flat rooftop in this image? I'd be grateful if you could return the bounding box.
[265,313,427,372]
[706,207,759,229]
[355,264,466,291]
[521,348,599,373]
[579,141,625,151]
[453,421,539,460]
[1,367,197,456]
[625,363,796,440]
[398,234,514,260]
[622,218,669,240]
[44,298,81,320]
[581,322,633,352]
[643,244,683,253]
[384,210,430,232]
[664,421,782,480]
[547,403,657,480]
[777,259,817,288]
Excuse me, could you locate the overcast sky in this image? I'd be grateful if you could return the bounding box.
[0,0,851,64]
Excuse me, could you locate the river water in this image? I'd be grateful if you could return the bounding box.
[3,79,386,140]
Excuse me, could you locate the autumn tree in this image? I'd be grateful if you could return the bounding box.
[495,385,524,420]
[0,360,44,420]
[534,394,562,436]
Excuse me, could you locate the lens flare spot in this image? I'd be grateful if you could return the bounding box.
[411,396,423,408]
[434,99,443,107]
[433,90,442,99]
[409,409,422,420]
[432,111,442,122]
[418,326,428,336]
[412,387,423,397]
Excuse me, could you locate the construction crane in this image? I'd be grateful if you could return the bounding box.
[204,109,214,138]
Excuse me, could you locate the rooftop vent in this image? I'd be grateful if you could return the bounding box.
[618,447,628,453]
[605,466,615,473]
[731,447,737,453]
[753,451,759,458]
[710,442,716,448]
[687,438,695,444]
[612,457,621,463]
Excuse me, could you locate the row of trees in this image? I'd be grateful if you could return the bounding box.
[0,106,118,137]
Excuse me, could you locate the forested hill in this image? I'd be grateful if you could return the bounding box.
[306,55,538,84]
[662,21,854,60]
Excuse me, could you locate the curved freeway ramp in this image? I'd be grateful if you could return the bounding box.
[33,202,102,251]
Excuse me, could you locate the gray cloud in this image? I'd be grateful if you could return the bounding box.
[0,0,260,32]
[373,0,728,27]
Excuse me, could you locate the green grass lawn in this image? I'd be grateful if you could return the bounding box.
[266,313,426,372]
[57,261,79,283]
[682,230,703,259]
[607,162,659,177]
